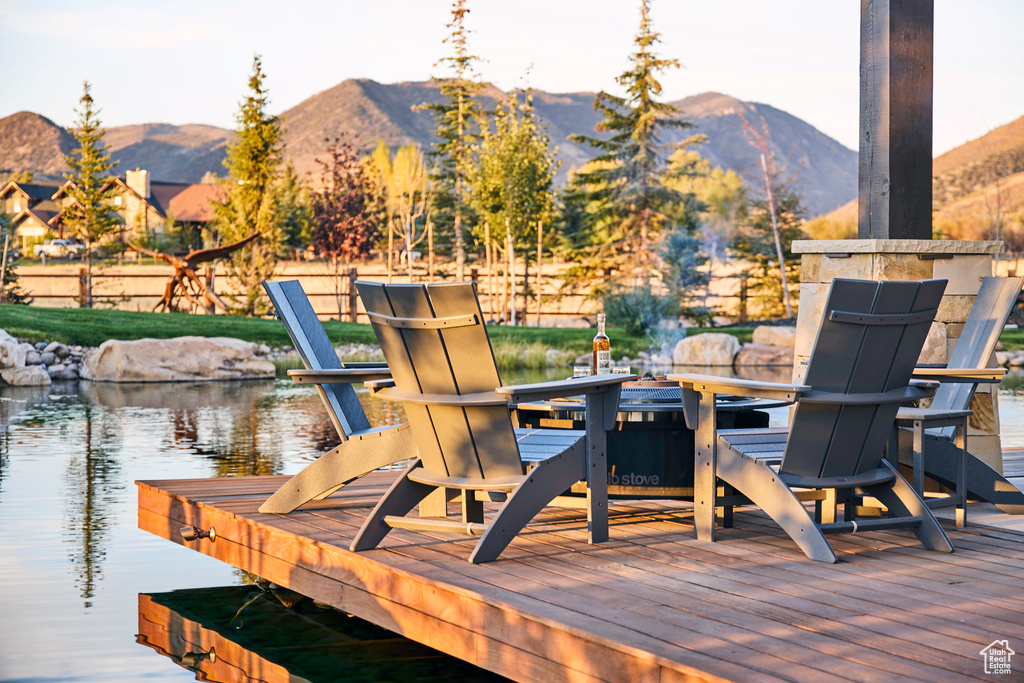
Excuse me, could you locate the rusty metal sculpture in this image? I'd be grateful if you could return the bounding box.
[127,233,260,313]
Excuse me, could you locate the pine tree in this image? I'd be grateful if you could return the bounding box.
[419,0,486,281]
[62,81,120,308]
[569,0,700,286]
[278,161,310,258]
[0,209,30,304]
[213,55,284,316]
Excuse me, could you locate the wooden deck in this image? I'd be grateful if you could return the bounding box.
[138,472,1024,683]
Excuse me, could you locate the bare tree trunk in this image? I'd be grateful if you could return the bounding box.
[387,219,394,283]
[427,220,434,282]
[405,221,414,282]
[507,219,516,326]
[82,245,93,308]
[536,219,542,327]
[499,243,508,323]
[485,221,494,318]
[639,210,649,288]
[760,153,793,319]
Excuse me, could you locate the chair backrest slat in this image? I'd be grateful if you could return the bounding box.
[263,280,370,437]
[357,281,523,480]
[781,278,946,480]
[930,277,1022,428]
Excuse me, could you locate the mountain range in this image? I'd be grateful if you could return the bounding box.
[1,79,860,216]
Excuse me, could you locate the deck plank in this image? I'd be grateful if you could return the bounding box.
[137,474,1024,683]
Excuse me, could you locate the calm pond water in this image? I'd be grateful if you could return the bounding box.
[0,377,516,682]
[3,370,1023,681]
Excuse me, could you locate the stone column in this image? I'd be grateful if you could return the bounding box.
[793,238,1006,472]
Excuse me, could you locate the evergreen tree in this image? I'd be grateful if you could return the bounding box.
[62,81,120,308]
[213,55,284,316]
[419,0,486,280]
[278,161,310,258]
[0,209,30,304]
[569,0,700,286]
[732,181,805,319]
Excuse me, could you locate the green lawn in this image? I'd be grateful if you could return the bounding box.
[0,304,670,355]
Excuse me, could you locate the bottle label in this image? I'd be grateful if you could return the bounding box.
[596,350,612,373]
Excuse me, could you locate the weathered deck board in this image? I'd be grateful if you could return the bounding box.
[138,473,1024,683]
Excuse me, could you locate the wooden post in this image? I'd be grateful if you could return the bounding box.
[859,0,934,239]
[78,267,89,308]
[347,267,358,322]
[204,264,217,315]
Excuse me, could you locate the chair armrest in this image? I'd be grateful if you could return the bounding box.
[496,374,634,403]
[364,378,396,391]
[911,367,1006,384]
[668,373,810,402]
[288,368,392,384]
[371,386,507,406]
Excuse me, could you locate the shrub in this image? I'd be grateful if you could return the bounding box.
[603,287,679,336]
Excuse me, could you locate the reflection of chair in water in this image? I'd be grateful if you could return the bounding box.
[137,586,501,681]
[350,281,629,563]
[672,278,953,562]
[259,280,411,513]
[898,276,1024,514]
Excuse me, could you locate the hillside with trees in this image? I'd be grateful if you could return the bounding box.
[0,83,855,216]
[808,115,1024,246]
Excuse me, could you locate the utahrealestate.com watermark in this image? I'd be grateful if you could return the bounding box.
[981,640,1015,675]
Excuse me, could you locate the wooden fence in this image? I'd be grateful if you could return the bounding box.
[12,259,750,326]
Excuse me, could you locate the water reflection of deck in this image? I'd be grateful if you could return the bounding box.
[137,585,503,682]
[140,472,1024,682]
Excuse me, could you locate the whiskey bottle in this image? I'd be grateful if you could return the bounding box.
[592,313,612,374]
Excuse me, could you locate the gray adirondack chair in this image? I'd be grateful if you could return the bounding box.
[349,281,628,564]
[900,276,1024,513]
[258,280,412,514]
[671,278,953,563]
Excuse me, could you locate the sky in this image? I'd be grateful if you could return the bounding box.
[0,0,1021,156]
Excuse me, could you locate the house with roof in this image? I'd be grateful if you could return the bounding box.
[0,181,65,248]
[2,169,223,252]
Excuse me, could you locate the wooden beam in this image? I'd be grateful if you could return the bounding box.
[858,0,934,239]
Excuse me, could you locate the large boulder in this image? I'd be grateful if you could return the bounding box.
[1,365,52,386]
[0,331,26,369]
[672,333,741,366]
[734,343,795,367]
[751,326,797,349]
[81,336,276,382]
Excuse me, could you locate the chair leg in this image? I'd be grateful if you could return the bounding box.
[898,428,1024,514]
[350,460,434,552]
[469,448,589,564]
[259,426,414,513]
[863,460,954,553]
[462,490,484,524]
[716,445,838,563]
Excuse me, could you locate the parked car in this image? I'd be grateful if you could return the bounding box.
[33,239,84,259]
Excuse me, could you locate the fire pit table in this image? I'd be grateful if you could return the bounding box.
[515,381,789,498]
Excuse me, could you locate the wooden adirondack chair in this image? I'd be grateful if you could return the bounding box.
[900,276,1024,514]
[671,278,954,563]
[349,281,628,564]
[258,280,412,514]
